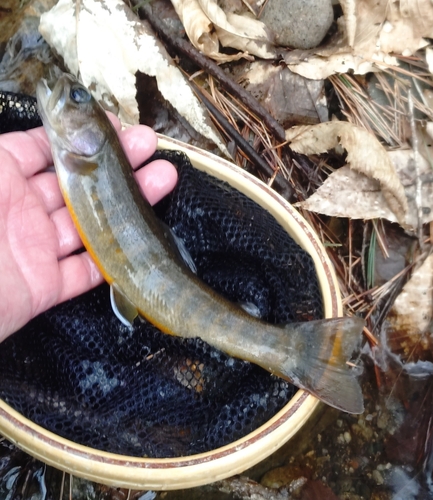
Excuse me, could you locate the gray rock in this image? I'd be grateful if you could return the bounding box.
[260,0,334,49]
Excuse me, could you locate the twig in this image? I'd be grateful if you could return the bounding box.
[191,82,294,198]
[59,471,65,500]
[209,85,289,177]
[363,325,379,346]
[258,0,271,18]
[132,0,287,144]
[348,219,352,289]
[408,90,424,251]
[240,0,257,17]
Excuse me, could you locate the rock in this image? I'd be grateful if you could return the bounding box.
[261,465,306,489]
[260,0,333,49]
[301,480,339,500]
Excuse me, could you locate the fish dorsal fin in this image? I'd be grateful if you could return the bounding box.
[110,284,138,328]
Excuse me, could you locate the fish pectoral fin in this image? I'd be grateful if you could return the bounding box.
[63,151,99,174]
[165,225,197,275]
[110,284,138,328]
[239,301,262,318]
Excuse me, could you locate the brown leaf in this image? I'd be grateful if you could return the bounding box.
[388,254,433,338]
[285,1,433,79]
[296,147,433,231]
[170,0,249,62]
[39,0,228,153]
[296,166,389,220]
[286,121,408,223]
[283,19,391,80]
[239,61,327,127]
[171,0,275,60]
[343,0,433,56]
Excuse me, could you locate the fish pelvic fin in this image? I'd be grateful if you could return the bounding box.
[110,284,138,328]
[280,317,365,414]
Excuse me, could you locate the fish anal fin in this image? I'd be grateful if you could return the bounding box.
[110,284,138,328]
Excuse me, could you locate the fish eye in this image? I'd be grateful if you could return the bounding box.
[70,85,91,104]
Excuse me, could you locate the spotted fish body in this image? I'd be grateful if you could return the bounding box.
[36,73,364,414]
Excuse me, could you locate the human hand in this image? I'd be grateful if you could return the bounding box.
[0,118,177,342]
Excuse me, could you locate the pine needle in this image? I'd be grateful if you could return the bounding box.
[329,55,433,146]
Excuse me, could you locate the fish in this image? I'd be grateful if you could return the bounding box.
[36,73,365,414]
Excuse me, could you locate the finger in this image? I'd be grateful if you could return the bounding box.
[119,125,158,168]
[50,207,82,259]
[0,112,121,180]
[28,171,64,215]
[57,251,104,304]
[134,159,178,206]
[0,127,53,178]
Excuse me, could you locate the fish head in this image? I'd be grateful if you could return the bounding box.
[36,73,107,159]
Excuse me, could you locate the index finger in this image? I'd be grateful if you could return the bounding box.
[0,111,123,179]
[0,127,53,178]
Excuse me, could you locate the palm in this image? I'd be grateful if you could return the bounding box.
[1,136,66,338]
[0,124,177,342]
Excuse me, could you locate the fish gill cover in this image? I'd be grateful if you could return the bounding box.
[0,151,322,458]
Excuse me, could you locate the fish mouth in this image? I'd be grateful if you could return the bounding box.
[36,78,52,101]
[36,74,71,130]
[36,77,58,131]
[36,79,51,115]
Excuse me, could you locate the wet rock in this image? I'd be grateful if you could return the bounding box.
[260,0,333,49]
[370,489,391,500]
[351,417,374,441]
[372,469,384,485]
[261,465,306,489]
[300,480,338,500]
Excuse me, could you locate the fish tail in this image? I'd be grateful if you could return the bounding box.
[278,317,365,414]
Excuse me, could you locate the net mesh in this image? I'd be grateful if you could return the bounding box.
[0,91,41,133]
[0,150,323,458]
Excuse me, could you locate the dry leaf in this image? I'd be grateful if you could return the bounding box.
[388,254,433,337]
[284,49,390,80]
[170,0,275,60]
[170,0,218,54]
[215,25,276,59]
[283,17,398,80]
[381,254,433,370]
[296,167,390,220]
[285,0,433,79]
[374,255,433,378]
[341,0,433,56]
[198,0,269,40]
[39,0,228,154]
[286,121,408,223]
[198,0,276,59]
[170,0,245,62]
[297,148,433,231]
[239,61,327,127]
[426,46,433,74]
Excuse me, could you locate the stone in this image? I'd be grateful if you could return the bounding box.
[260,0,334,49]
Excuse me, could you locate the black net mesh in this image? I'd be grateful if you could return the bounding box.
[0,150,323,458]
[0,92,41,133]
